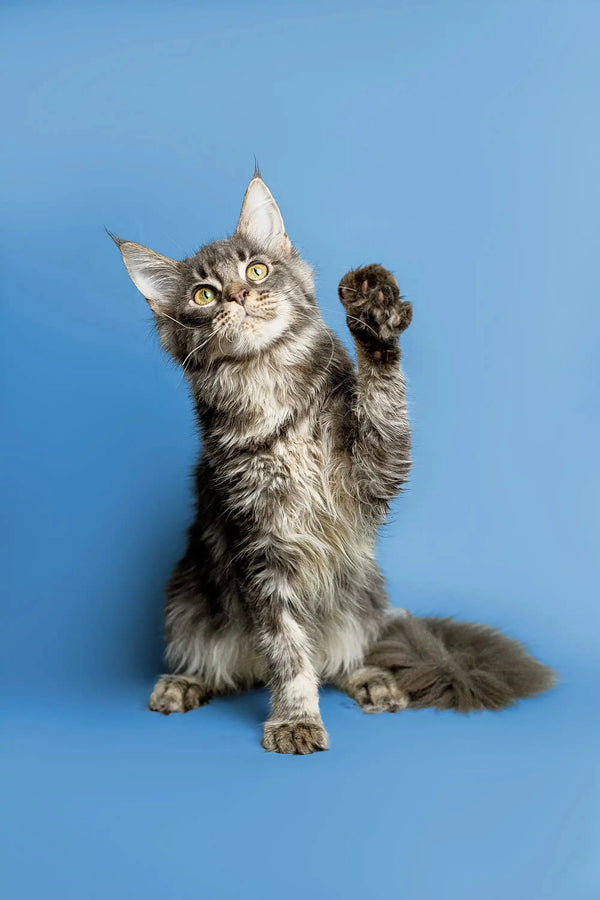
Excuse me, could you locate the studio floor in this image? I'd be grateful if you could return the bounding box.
[3,660,597,900]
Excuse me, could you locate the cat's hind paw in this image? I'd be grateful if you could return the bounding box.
[343,666,409,714]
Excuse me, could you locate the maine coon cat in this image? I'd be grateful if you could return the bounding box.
[111,169,554,754]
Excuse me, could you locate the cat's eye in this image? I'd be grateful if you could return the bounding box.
[246,262,269,282]
[193,286,216,305]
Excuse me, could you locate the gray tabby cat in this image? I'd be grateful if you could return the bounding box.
[111,170,554,754]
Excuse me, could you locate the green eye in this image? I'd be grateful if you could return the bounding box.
[246,262,268,282]
[193,286,216,305]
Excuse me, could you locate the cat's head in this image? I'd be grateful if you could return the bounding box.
[111,172,317,366]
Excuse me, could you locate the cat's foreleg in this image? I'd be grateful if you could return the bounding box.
[255,602,328,754]
[338,264,412,502]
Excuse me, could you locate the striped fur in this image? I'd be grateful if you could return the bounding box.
[112,173,555,754]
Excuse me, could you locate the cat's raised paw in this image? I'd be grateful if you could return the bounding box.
[338,264,412,350]
[148,674,212,714]
[261,720,329,755]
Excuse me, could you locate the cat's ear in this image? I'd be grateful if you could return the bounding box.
[235,175,291,252]
[109,233,181,312]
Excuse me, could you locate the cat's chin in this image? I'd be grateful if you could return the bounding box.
[216,311,290,357]
[233,321,287,354]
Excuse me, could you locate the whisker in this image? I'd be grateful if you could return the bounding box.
[345,314,379,338]
[157,311,196,330]
[182,331,217,370]
[322,326,336,376]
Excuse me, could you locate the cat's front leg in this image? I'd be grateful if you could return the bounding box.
[255,606,328,754]
[149,674,214,714]
[338,264,412,502]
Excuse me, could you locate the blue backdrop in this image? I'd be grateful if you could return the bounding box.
[2,1,598,898]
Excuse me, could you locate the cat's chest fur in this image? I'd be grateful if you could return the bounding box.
[219,408,349,523]
[195,350,373,593]
[230,420,368,594]
[203,385,368,585]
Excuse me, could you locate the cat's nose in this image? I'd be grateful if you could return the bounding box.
[225,283,249,306]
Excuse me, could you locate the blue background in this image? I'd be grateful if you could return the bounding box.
[2,1,599,897]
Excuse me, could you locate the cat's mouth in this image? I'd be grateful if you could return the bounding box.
[229,296,275,324]
[213,293,290,355]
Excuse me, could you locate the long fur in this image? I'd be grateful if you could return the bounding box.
[365,613,556,712]
[113,174,555,753]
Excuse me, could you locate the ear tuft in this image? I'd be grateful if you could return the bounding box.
[105,228,125,249]
[235,176,291,251]
[112,238,181,312]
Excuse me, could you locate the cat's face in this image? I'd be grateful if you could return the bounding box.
[112,175,316,366]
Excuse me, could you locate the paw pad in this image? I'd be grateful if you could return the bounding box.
[338,264,411,348]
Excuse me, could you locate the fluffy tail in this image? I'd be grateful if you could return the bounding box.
[364,613,556,712]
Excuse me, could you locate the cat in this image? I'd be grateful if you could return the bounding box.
[110,168,555,754]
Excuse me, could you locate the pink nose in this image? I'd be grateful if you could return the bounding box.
[226,286,249,306]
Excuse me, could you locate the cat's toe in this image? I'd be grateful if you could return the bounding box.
[148,675,211,714]
[348,669,409,714]
[262,721,329,755]
[339,265,410,345]
[338,264,400,308]
[389,300,412,333]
